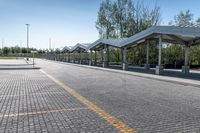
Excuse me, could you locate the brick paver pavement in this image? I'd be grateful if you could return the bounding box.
[0,70,119,133]
[36,59,200,133]
[0,59,37,70]
[1,58,200,133]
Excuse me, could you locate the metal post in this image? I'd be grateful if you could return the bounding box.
[182,45,190,74]
[72,52,75,63]
[103,45,109,67]
[155,35,163,75]
[79,52,81,64]
[49,38,51,51]
[184,46,189,66]
[2,38,4,56]
[106,45,109,67]
[145,40,150,70]
[68,53,70,62]
[33,53,35,66]
[89,50,92,66]
[122,47,127,70]
[158,36,162,66]
[94,50,97,66]
[103,45,106,67]
[25,24,30,61]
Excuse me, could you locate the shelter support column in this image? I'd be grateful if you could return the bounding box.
[182,45,190,74]
[107,46,110,67]
[103,45,109,68]
[155,35,164,75]
[144,40,150,70]
[68,53,70,62]
[58,53,60,61]
[89,50,92,66]
[54,52,56,61]
[79,52,82,64]
[73,53,75,63]
[94,50,97,66]
[122,47,127,70]
[65,53,67,62]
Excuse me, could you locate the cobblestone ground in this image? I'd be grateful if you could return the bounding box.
[36,59,200,133]
[0,70,119,133]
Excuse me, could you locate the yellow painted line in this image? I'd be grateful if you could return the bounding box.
[0,107,88,118]
[40,69,136,133]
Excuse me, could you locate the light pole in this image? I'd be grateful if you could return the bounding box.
[49,38,51,51]
[1,38,4,56]
[25,24,30,60]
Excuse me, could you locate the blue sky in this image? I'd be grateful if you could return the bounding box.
[0,0,200,49]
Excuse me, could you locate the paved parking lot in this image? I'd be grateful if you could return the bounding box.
[1,59,200,133]
[0,69,119,133]
[0,59,37,70]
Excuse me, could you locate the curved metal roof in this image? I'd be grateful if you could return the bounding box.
[120,26,200,47]
[61,46,71,53]
[60,26,200,51]
[55,48,61,53]
[88,38,126,50]
[70,43,91,52]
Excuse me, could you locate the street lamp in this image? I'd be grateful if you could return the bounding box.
[25,24,30,60]
[1,38,4,56]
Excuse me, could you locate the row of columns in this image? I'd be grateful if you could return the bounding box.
[87,38,190,75]
[58,36,190,75]
[155,35,190,74]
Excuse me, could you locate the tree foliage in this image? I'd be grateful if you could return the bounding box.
[174,10,193,26]
[96,0,161,65]
[169,10,200,66]
[96,5,200,67]
[96,0,161,38]
[0,46,43,55]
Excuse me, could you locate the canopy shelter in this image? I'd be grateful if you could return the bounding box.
[55,48,61,53]
[88,38,125,50]
[88,38,126,67]
[70,43,90,64]
[54,48,62,61]
[61,46,71,62]
[61,46,71,53]
[56,26,200,75]
[70,43,90,53]
[120,26,200,74]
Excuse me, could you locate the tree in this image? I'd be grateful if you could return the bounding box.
[174,10,193,26]
[196,18,200,26]
[96,0,114,38]
[96,0,161,65]
[3,47,9,55]
[168,10,200,67]
[96,0,161,39]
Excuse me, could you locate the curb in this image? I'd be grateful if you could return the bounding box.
[43,59,200,87]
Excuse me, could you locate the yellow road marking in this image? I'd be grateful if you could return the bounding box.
[0,107,88,118]
[40,69,136,133]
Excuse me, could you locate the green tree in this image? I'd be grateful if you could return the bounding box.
[3,47,10,55]
[96,0,161,38]
[168,10,200,67]
[196,18,200,26]
[96,0,114,38]
[174,10,193,26]
[96,0,161,65]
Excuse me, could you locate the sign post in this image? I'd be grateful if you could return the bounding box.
[31,51,37,66]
